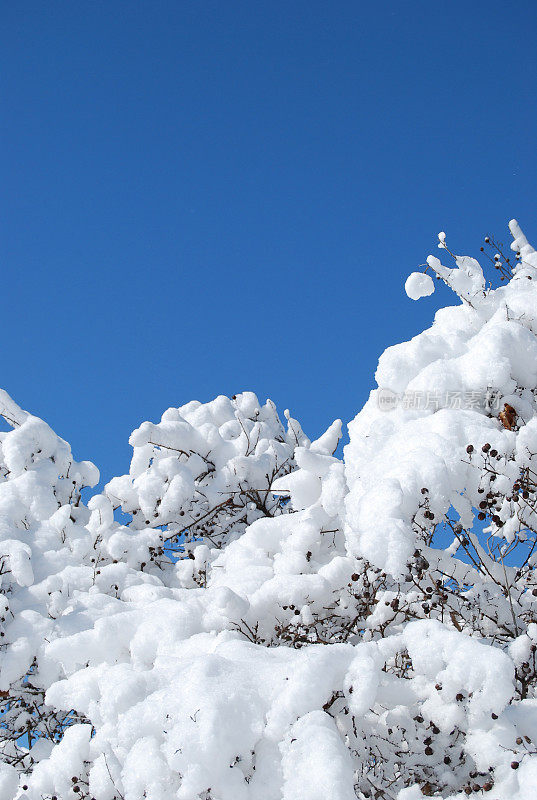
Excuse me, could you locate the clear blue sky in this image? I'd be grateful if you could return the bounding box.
[2,1,536,485]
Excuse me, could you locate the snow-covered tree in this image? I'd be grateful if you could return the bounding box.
[103,392,337,583]
[0,391,337,797]
[0,390,99,785]
[2,217,537,800]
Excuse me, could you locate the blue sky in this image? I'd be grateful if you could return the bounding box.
[2,0,536,485]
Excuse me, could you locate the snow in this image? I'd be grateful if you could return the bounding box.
[0,762,18,800]
[405,270,435,299]
[280,711,356,800]
[2,219,537,798]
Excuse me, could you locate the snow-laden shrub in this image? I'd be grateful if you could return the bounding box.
[102,393,339,579]
[0,390,99,773]
[0,391,332,795]
[0,390,180,780]
[3,218,537,799]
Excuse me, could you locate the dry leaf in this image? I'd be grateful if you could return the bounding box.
[499,403,516,431]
